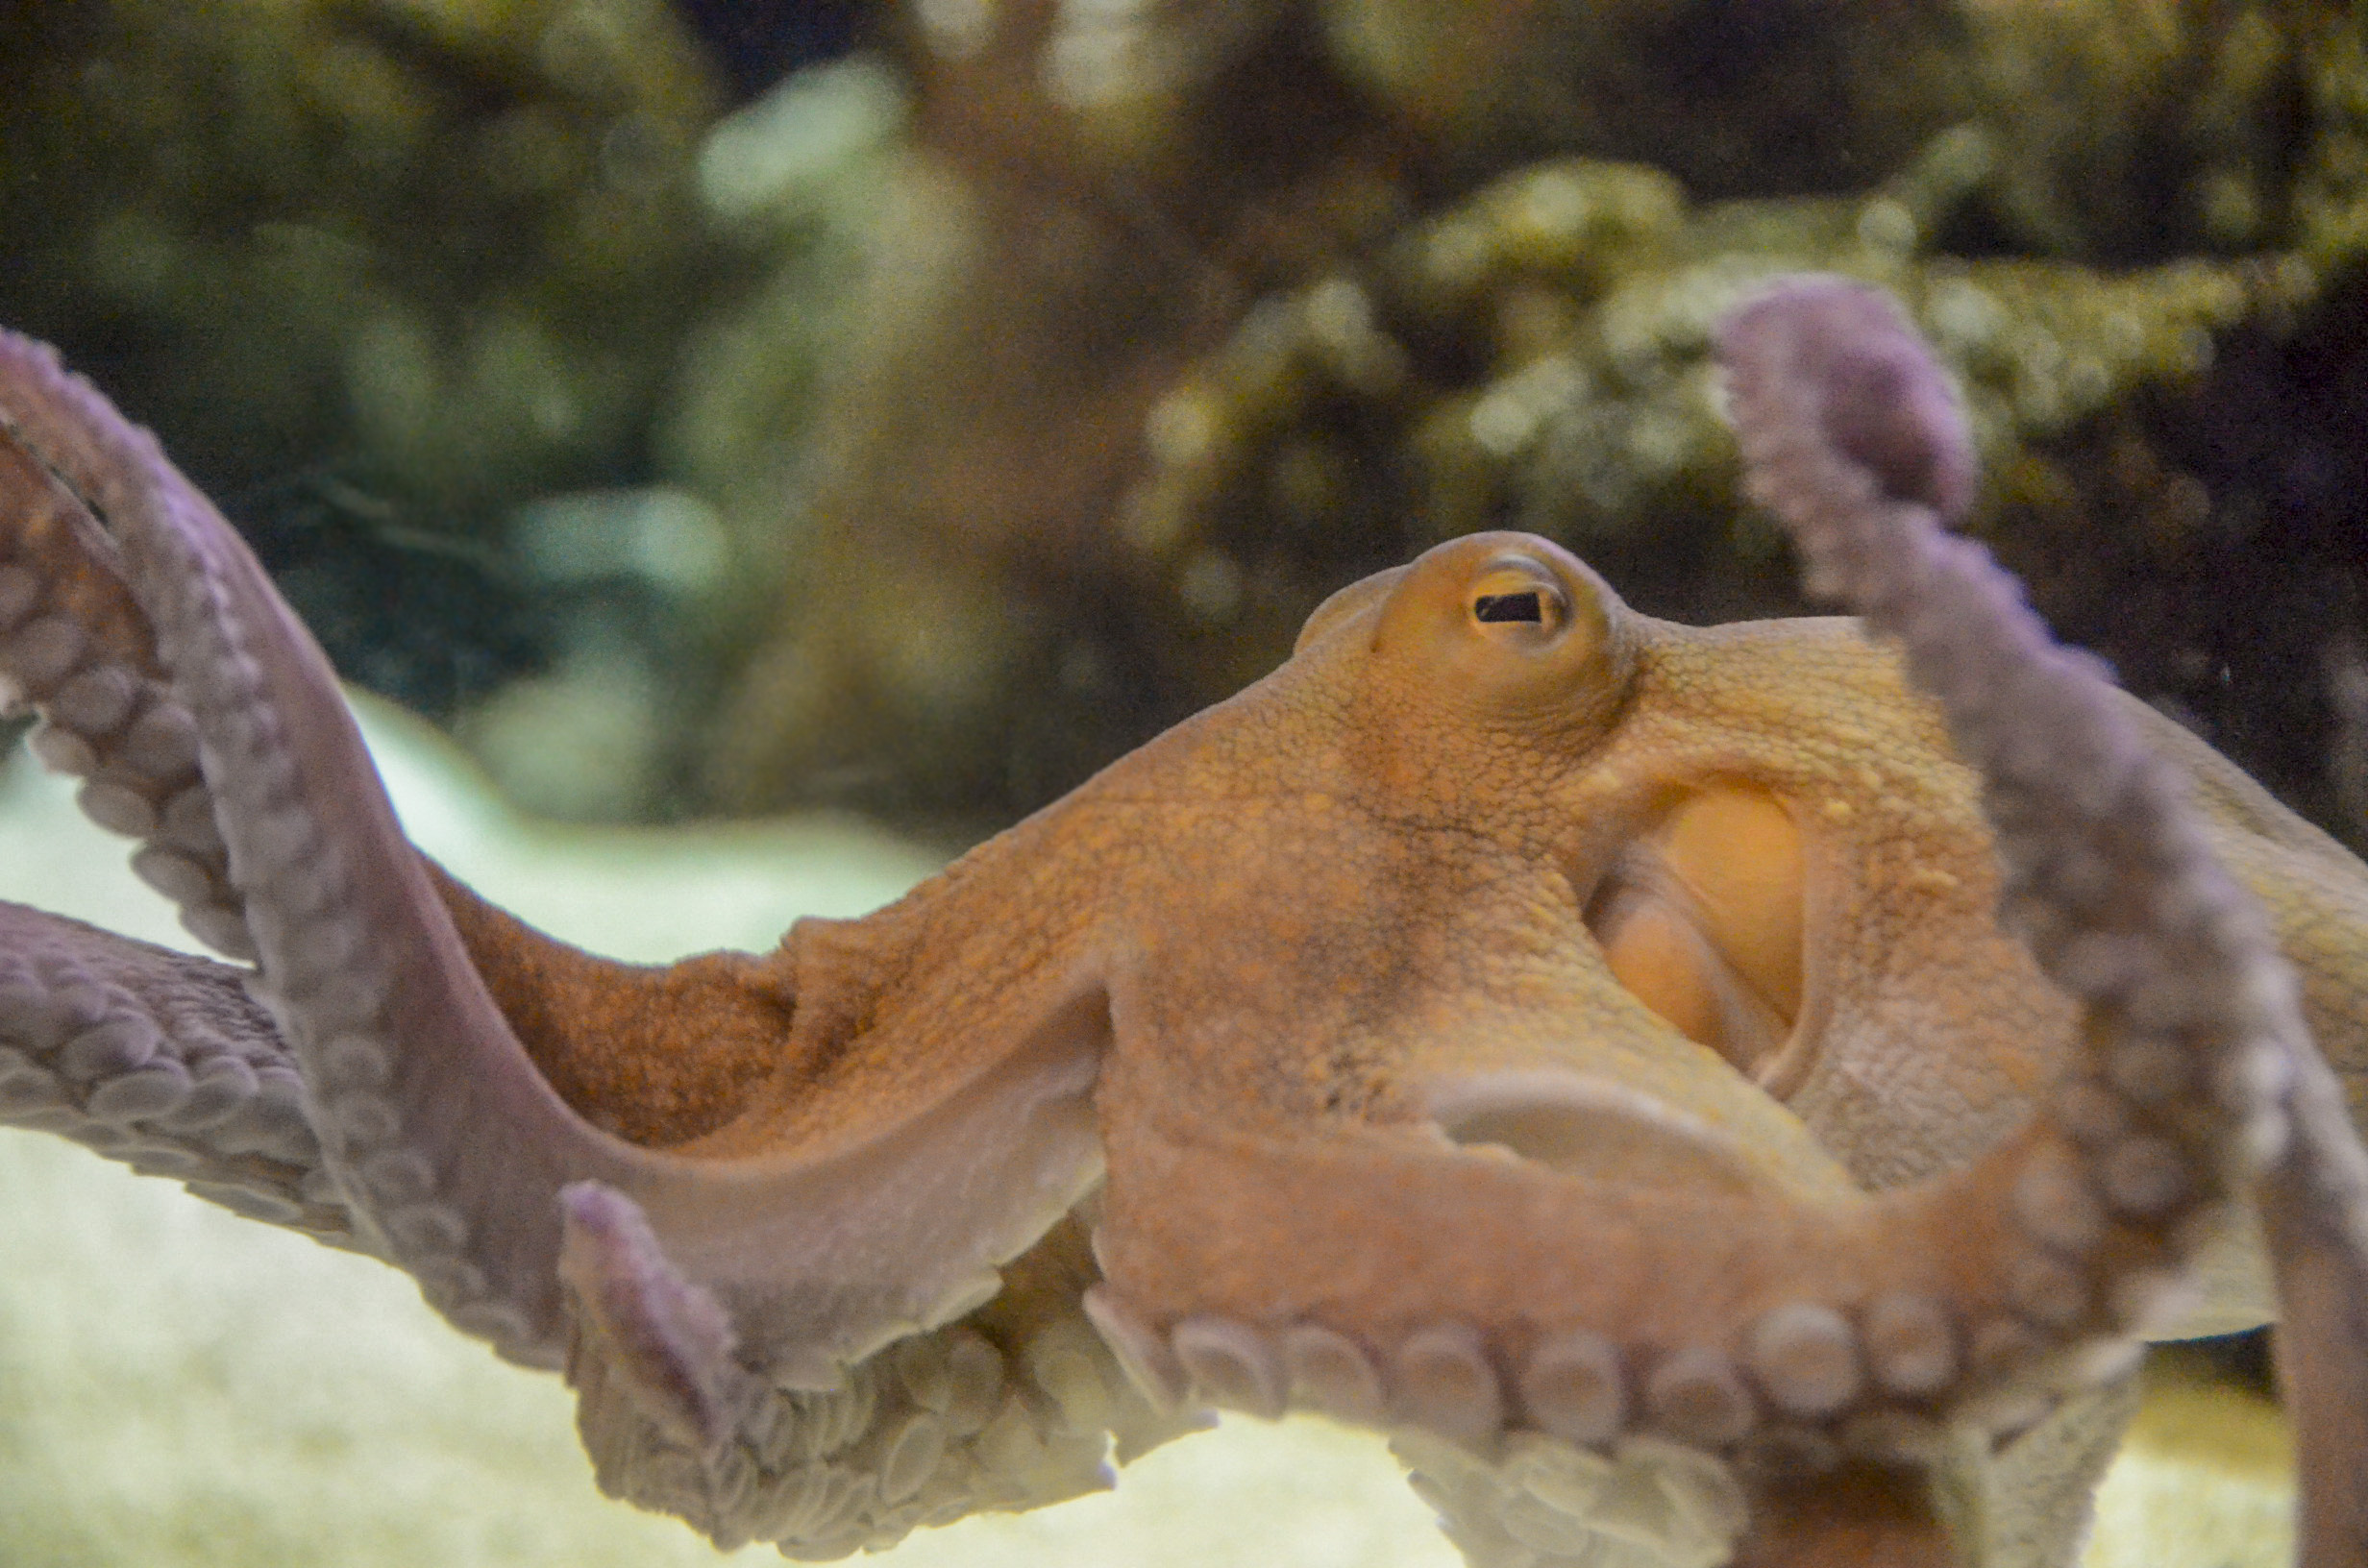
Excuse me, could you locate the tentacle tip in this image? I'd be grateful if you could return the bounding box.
[558,1179,753,1455]
[1715,274,1978,523]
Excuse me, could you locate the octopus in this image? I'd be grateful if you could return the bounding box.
[0,277,2364,1568]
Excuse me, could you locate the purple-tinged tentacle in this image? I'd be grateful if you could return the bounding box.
[1718,273,2368,1567]
[0,328,594,1359]
[0,330,1108,1389]
[0,898,352,1243]
[558,1180,762,1458]
[0,427,246,956]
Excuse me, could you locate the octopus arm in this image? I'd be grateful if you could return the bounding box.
[0,331,1111,1418]
[1719,275,2368,1568]
[0,896,357,1245]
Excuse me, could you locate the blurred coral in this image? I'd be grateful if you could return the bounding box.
[0,0,728,726]
[698,0,2368,837]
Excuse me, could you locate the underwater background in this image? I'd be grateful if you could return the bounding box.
[0,0,2359,1562]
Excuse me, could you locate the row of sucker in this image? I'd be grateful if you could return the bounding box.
[159,568,518,1346]
[1079,1266,2171,1562]
[0,426,250,958]
[1084,1286,1768,1565]
[567,1296,1201,1558]
[1081,1242,2209,1566]
[0,332,525,1354]
[0,902,350,1243]
[1083,1285,2035,1463]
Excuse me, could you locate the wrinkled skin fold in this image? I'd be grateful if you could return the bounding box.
[1,278,2366,1566]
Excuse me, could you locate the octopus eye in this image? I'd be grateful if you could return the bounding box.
[1467,566,1566,643]
[1473,591,1542,624]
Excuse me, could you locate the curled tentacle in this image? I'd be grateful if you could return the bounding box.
[1719,273,2368,1565]
[1718,274,2302,1359]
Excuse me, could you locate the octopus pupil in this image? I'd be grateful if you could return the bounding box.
[1474,592,1543,624]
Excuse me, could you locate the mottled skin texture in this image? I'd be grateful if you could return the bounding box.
[0,280,2364,1567]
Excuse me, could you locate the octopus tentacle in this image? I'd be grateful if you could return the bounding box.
[1718,273,2299,1361]
[562,1188,1206,1556]
[1719,274,2300,1366]
[2256,1026,2368,1562]
[0,898,350,1242]
[559,1180,765,1456]
[0,421,246,955]
[0,330,590,1357]
[1093,1109,2152,1441]
[1720,274,2368,1563]
[0,331,1110,1399]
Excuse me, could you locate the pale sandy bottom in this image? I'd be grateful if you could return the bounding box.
[0,699,2293,1567]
